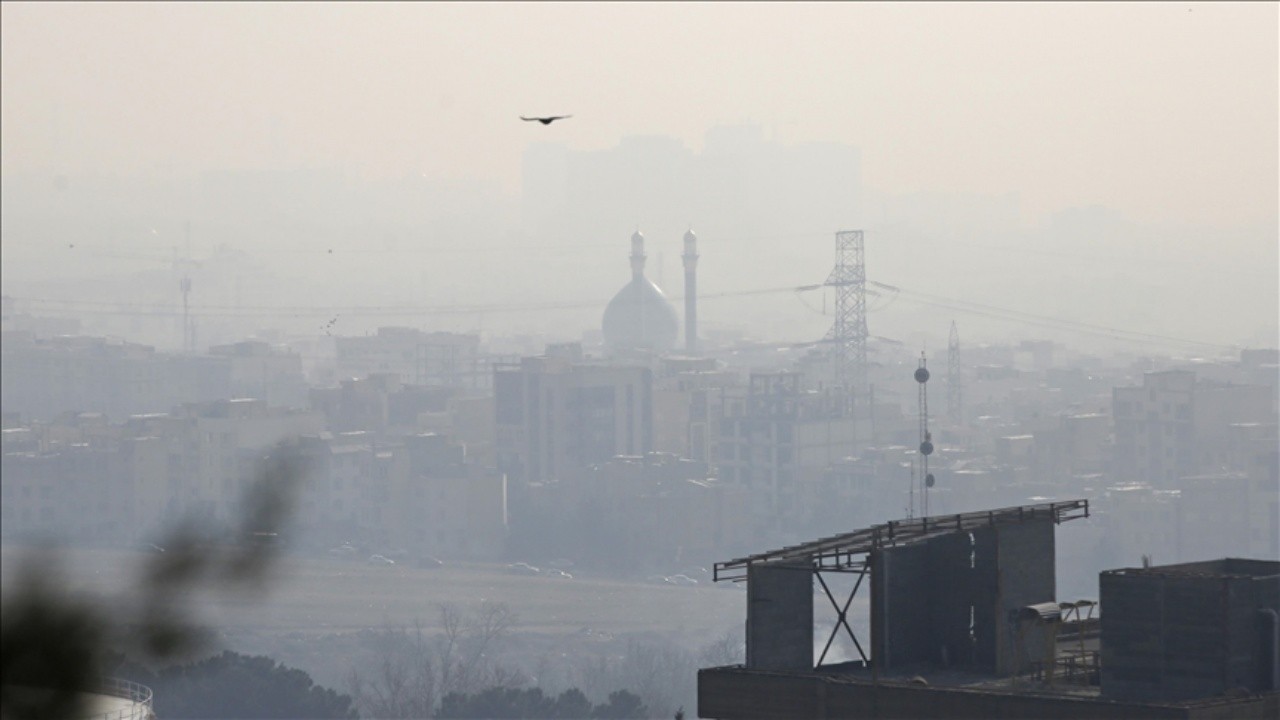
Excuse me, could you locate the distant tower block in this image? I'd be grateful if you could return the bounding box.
[824,230,869,394]
[682,228,699,355]
[947,321,963,423]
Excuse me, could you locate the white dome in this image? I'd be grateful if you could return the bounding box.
[601,276,679,353]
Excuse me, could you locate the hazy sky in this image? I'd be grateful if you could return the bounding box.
[3,2,1276,228]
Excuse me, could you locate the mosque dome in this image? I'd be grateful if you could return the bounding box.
[602,230,679,353]
[602,276,680,353]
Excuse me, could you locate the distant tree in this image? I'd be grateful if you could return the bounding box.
[438,686,647,719]
[698,628,746,667]
[574,638,696,717]
[438,686,549,718]
[346,603,523,719]
[554,687,594,718]
[122,650,357,720]
[590,689,648,719]
[345,622,437,719]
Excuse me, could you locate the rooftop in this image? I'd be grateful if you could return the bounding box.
[714,499,1089,581]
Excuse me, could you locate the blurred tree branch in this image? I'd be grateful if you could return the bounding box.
[0,442,303,720]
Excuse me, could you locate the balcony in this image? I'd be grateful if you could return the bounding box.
[80,677,154,720]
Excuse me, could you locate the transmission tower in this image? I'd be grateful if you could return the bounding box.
[947,320,963,424]
[824,230,868,395]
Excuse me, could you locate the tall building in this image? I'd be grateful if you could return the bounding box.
[652,356,738,462]
[333,327,485,389]
[1112,370,1275,488]
[1112,371,1198,488]
[208,339,308,408]
[396,433,507,560]
[0,333,233,422]
[494,355,653,485]
[715,372,857,522]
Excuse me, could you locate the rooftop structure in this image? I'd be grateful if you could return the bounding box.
[1100,558,1279,703]
[700,501,1280,719]
[716,500,1086,676]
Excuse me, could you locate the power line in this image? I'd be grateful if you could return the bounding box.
[10,284,808,319]
[874,282,1236,352]
[10,278,1240,353]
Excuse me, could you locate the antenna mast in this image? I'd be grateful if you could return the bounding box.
[915,352,934,516]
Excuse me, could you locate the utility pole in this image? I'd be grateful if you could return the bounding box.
[916,353,934,516]
[947,321,963,424]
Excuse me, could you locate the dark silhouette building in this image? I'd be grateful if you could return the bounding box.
[698,501,1280,719]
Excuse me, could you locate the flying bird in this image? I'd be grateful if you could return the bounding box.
[521,114,572,125]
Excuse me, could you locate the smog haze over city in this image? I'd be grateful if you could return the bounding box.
[1,3,1277,720]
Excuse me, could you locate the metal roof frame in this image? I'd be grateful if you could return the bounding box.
[713,499,1089,582]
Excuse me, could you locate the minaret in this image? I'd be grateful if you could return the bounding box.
[630,229,646,279]
[682,228,699,355]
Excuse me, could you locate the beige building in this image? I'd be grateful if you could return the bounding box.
[494,355,653,485]
[1194,383,1275,470]
[1099,483,1180,567]
[393,433,507,560]
[293,432,507,560]
[715,372,857,521]
[1,427,167,545]
[1113,370,1276,489]
[1112,370,1198,487]
[0,333,230,422]
[1177,473,1253,562]
[652,357,738,461]
[334,327,485,389]
[564,452,751,570]
[121,398,325,525]
[208,339,308,409]
[1225,422,1279,559]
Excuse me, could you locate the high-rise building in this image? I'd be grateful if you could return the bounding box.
[333,327,484,389]
[494,355,653,485]
[1112,370,1275,488]
[1112,371,1197,488]
[715,372,857,522]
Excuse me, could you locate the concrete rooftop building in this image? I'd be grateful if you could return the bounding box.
[698,500,1279,719]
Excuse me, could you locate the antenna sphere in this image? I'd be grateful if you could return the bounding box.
[914,367,930,383]
[920,440,934,456]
